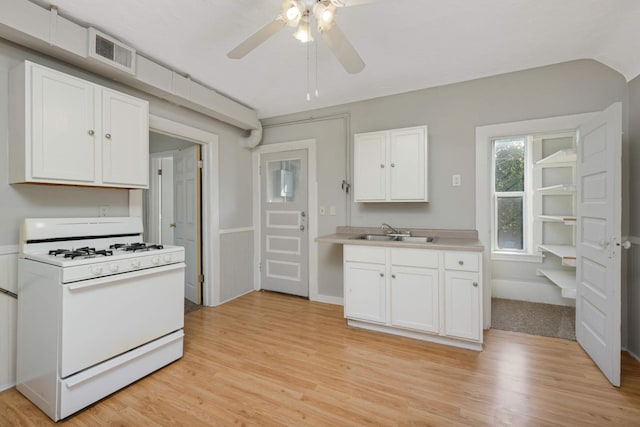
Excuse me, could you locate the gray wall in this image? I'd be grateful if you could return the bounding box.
[262,59,629,299]
[149,132,194,154]
[628,75,640,357]
[0,37,253,242]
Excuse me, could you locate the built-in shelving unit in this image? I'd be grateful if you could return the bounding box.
[537,244,576,267]
[536,269,577,298]
[534,133,577,299]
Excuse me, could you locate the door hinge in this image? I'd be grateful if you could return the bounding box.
[198,274,205,284]
[157,169,162,176]
[258,262,262,272]
[197,160,203,169]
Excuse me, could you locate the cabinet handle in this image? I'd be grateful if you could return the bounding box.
[390,163,395,168]
[105,133,112,140]
[379,272,384,277]
[380,164,385,168]
[458,260,464,265]
[88,129,94,136]
[473,282,478,287]
[391,274,396,279]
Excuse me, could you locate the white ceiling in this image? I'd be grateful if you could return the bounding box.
[31,0,640,119]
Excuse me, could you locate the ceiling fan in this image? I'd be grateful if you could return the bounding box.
[227,0,369,74]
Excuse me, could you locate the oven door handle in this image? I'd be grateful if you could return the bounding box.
[67,263,186,291]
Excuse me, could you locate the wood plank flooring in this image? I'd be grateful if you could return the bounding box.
[2,290,640,426]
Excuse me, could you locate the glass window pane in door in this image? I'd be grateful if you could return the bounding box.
[266,159,301,203]
[494,138,525,192]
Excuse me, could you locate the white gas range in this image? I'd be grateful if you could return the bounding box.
[16,217,186,421]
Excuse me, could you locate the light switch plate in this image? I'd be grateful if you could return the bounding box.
[452,174,461,186]
[329,206,336,216]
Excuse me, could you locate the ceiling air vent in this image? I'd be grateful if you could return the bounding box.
[88,28,136,74]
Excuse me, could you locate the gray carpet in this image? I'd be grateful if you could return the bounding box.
[491,298,575,340]
[184,298,202,314]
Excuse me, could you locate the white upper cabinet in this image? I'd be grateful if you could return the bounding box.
[354,125,428,202]
[9,61,149,189]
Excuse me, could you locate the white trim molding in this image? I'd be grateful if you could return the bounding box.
[0,245,18,256]
[133,114,221,307]
[252,139,319,301]
[219,227,254,235]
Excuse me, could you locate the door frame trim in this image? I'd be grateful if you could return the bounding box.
[129,114,220,307]
[252,139,319,301]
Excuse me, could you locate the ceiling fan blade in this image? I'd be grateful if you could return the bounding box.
[321,24,365,74]
[330,0,380,7]
[227,17,286,59]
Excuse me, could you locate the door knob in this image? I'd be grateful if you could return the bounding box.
[88,129,94,136]
[105,133,112,140]
[620,240,631,249]
[299,225,305,231]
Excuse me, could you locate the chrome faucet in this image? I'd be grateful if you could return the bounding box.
[381,223,399,234]
[381,223,410,236]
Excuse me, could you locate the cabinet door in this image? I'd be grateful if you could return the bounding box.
[389,127,426,201]
[30,66,96,183]
[354,132,387,201]
[390,266,439,333]
[101,89,149,187]
[344,261,386,323]
[444,271,481,341]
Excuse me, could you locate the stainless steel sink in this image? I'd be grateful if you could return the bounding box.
[398,236,438,243]
[352,234,397,241]
[351,234,438,243]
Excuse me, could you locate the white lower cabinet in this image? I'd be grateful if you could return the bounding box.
[344,261,386,323]
[344,245,483,350]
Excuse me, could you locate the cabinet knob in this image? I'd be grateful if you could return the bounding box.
[458,260,464,265]
[105,133,112,140]
[390,163,395,168]
[379,272,384,277]
[391,274,396,279]
[88,129,94,136]
[473,282,478,287]
[380,164,385,168]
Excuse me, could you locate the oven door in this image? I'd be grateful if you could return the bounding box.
[59,263,185,378]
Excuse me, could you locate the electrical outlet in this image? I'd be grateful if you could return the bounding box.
[329,206,336,216]
[452,174,461,187]
[99,206,109,217]
[319,206,326,215]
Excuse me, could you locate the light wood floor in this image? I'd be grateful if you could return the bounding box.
[2,291,640,426]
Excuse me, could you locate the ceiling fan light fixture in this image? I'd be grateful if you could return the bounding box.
[313,1,337,31]
[281,0,303,27]
[293,16,314,43]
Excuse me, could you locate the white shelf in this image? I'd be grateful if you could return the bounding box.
[537,184,576,194]
[538,215,576,225]
[536,148,576,166]
[537,269,576,299]
[538,244,576,267]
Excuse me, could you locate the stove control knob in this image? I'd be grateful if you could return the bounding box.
[109,264,119,272]
[131,260,141,268]
[163,255,172,263]
[151,257,160,265]
[91,265,103,275]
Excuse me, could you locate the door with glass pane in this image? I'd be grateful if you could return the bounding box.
[260,149,308,297]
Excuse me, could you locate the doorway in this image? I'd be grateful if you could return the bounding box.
[145,132,203,306]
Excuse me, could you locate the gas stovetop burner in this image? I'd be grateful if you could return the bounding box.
[49,247,114,259]
[110,242,164,252]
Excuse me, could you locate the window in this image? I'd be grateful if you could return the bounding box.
[492,137,529,253]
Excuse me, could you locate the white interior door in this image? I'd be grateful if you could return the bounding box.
[260,149,309,297]
[174,146,201,304]
[160,157,175,245]
[576,102,622,386]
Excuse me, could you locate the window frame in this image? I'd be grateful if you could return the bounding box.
[490,136,534,258]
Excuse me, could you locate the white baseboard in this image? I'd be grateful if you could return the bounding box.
[310,294,343,306]
[0,382,15,392]
[492,279,575,307]
[214,288,255,307]
[627,349,640,363]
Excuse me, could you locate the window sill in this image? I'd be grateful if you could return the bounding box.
[491,252,544,263]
